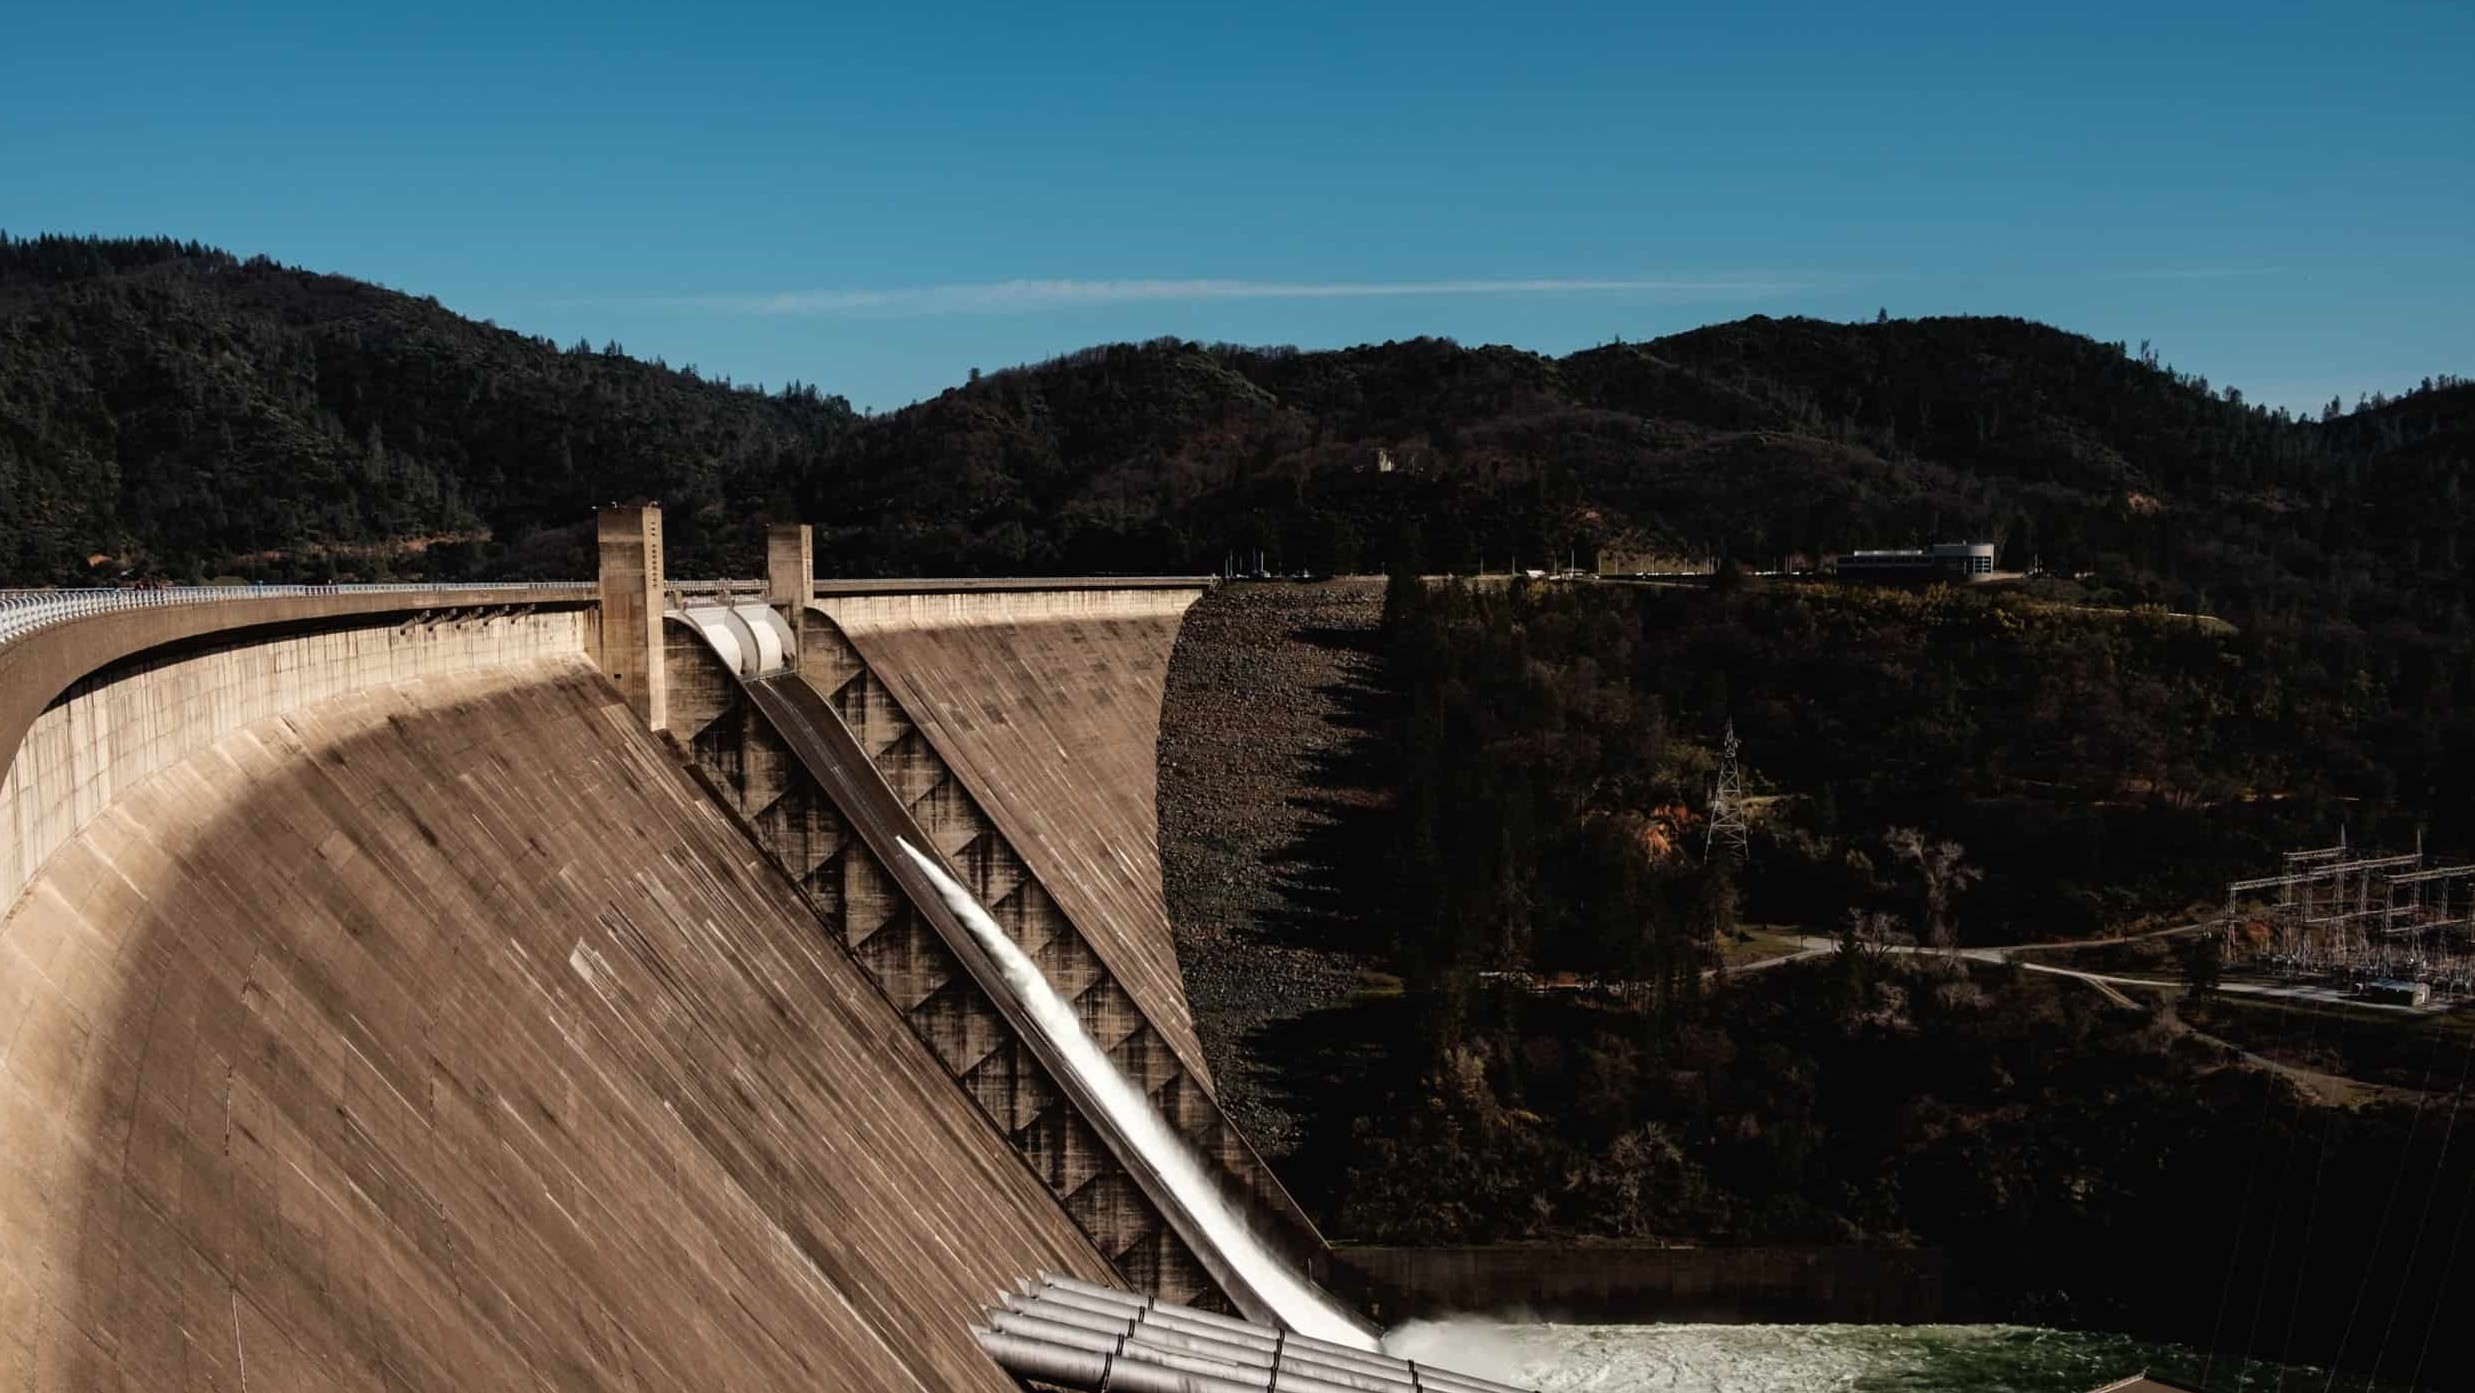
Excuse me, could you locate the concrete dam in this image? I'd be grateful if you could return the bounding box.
[0,509,1505,1391]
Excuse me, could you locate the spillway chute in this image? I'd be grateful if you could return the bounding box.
[897,836,1382,1351]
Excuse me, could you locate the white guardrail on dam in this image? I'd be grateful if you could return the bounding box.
[0,580,625,649]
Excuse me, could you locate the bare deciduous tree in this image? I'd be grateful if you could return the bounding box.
[1886,826,1983,949]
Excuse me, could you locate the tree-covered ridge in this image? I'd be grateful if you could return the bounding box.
[2,232,2469,629]
[0,232,856,582]
[839,320,2471,623]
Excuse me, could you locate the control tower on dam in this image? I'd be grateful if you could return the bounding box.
[0,507,1345,1390]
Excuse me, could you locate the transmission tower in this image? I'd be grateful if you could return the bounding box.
[1706,720,1750,864]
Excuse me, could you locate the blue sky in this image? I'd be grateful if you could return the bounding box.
[6,0,2469,414]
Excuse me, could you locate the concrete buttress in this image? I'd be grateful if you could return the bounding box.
[596,504,667,730]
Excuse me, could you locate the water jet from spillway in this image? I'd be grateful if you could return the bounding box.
[897,837,1379,1351]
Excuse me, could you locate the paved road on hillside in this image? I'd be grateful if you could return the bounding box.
[1726,918,2205,982]
[1723,925,2433,1105]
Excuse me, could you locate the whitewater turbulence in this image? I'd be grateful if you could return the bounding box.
[1379,1318,2297,1392]
[895,838,1379,1351]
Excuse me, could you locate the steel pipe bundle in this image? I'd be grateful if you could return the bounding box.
[975,1327,1265,1393]
[994,1292,1428,1393]
[972,1275,1536,1393]
[1031,1274,1509,1393]
[978,1315,1398,1393]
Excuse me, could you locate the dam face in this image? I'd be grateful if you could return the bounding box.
[0,522,1295,1389]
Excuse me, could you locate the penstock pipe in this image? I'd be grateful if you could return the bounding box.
[1025,1276,1532,1393]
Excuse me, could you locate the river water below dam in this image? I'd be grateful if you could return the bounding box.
[1385,1319,2429,1392]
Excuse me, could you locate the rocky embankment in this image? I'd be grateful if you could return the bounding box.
[1157,579,1387,1155]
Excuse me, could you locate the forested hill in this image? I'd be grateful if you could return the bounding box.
[0,234,857,581]
[4,233,2469,633]
[837,326,2471,631]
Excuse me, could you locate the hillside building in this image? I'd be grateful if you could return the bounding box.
[1829,541,1997,583]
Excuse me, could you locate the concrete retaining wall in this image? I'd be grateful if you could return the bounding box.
[2,610,588,912]
[816,583,1199,629]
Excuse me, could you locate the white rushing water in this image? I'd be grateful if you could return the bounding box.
[1381,1319,2399,1393]
[1386,1319,1871,1391]
[896,838,1380,1351]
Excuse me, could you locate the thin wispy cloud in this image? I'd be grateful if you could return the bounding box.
[648,275,1806,317]
[2100,266,2288,282]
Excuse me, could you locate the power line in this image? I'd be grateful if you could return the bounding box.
[2267,1076,2340,1391]
[2319,1024,2449,1390]
[2395,1022,2475,1391]
[2203,995,2303,1390]
[2235,1006,2329,1389]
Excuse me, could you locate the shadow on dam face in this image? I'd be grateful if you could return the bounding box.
[0,657,1113,1389]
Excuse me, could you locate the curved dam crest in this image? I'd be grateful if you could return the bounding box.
[0,539,1306,1390]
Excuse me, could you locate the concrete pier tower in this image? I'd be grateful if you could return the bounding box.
[768,521,814,649]
[597,503,667,730]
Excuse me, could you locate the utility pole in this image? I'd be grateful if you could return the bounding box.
[1706,720,1750,864]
